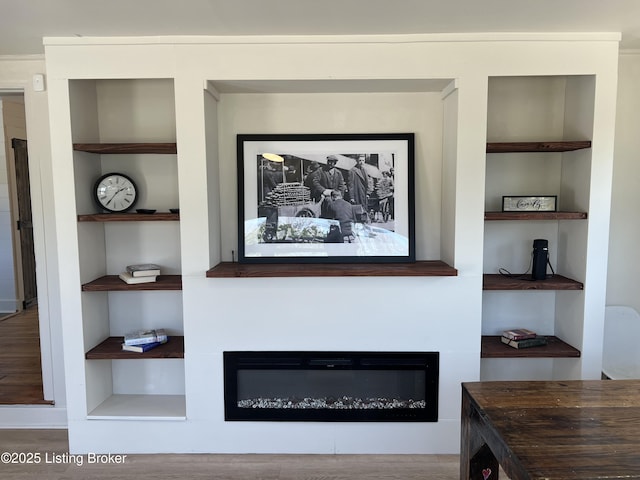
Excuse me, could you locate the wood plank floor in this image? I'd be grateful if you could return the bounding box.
[0,429,463,479]
[0,307,51,405]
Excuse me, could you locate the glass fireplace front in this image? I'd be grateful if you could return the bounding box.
[224,351,439,422]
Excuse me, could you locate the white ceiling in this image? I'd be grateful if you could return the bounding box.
[1,0,639,56]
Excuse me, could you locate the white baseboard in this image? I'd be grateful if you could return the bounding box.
[0,299,18,313]
[0,406,67,428]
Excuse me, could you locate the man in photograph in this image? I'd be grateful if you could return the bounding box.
[325,189,357,240]
[258,159,283,203]
[348,154,373,209]
[313,155,346,217]
[313,155,346,198]
[304,161,322,201]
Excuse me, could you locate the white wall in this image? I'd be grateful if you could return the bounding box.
[0,56,67,426]
[0,100,17,312]
[187,88,473,454]
[607,53,640,312]
[217,92,444,261]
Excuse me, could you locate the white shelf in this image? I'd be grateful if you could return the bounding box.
[87,394,186,420]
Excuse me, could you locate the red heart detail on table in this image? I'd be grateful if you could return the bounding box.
[482,468,492,480]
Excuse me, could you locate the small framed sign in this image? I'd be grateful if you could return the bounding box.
[502,196,557,212]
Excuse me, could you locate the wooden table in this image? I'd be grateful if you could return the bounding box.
[461,380,640,479]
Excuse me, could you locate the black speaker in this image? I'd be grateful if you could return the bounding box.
[531,239,549,280]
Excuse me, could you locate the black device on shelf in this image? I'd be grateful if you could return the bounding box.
[531,238,549,280]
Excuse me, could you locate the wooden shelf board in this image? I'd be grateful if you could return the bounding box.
[78,212,179,222]
[485,211,587,221]
[85,336,184,359]
[73,142,177,154]
[483,274,583,290]
[481,335,581,358]
[486,141,591,153]
[86,394,186,420]
[82,275,182,291]
[206,260,458,278]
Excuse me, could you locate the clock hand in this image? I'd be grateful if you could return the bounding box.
[106,187,126,206]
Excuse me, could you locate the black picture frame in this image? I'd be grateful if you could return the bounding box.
[237,133,415,264]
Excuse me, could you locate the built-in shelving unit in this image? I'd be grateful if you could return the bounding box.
[69,78,184,422]
[45,35,617,455]
[207,260,457,278]
[481,76,595,377]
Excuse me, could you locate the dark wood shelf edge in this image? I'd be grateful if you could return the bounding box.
[82,275,182,291]
[73,142,177,154]
[206,260,457,278]
[85,336,185,359]
[486,141,591,153]
[483,274,583,290]
[481,335,581,358]
[78,212,179,222]
[485,211,587,221]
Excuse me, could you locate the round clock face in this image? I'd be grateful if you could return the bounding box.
[94,173,138,213]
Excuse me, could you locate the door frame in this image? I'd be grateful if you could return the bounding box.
[1,88,54,403]
[10,137,38,310]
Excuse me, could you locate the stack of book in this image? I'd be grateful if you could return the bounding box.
[501,328,547,349]
[118,263,161,285]
[121,328,168,353]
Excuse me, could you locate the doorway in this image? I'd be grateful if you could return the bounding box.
[2,95,36,312]
[1,94,44,404]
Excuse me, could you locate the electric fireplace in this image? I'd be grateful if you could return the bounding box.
[224,351,439,422]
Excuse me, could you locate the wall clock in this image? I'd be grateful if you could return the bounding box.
[94,172,138,213]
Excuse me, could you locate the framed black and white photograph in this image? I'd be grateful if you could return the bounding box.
[237,133,415,263]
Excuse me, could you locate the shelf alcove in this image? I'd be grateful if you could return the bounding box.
[481,76,598,380]
[69,78,185,423]
[207,77,459,277]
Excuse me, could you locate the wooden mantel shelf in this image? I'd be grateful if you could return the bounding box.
[483,274,583,290]
[206,260,457,278]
